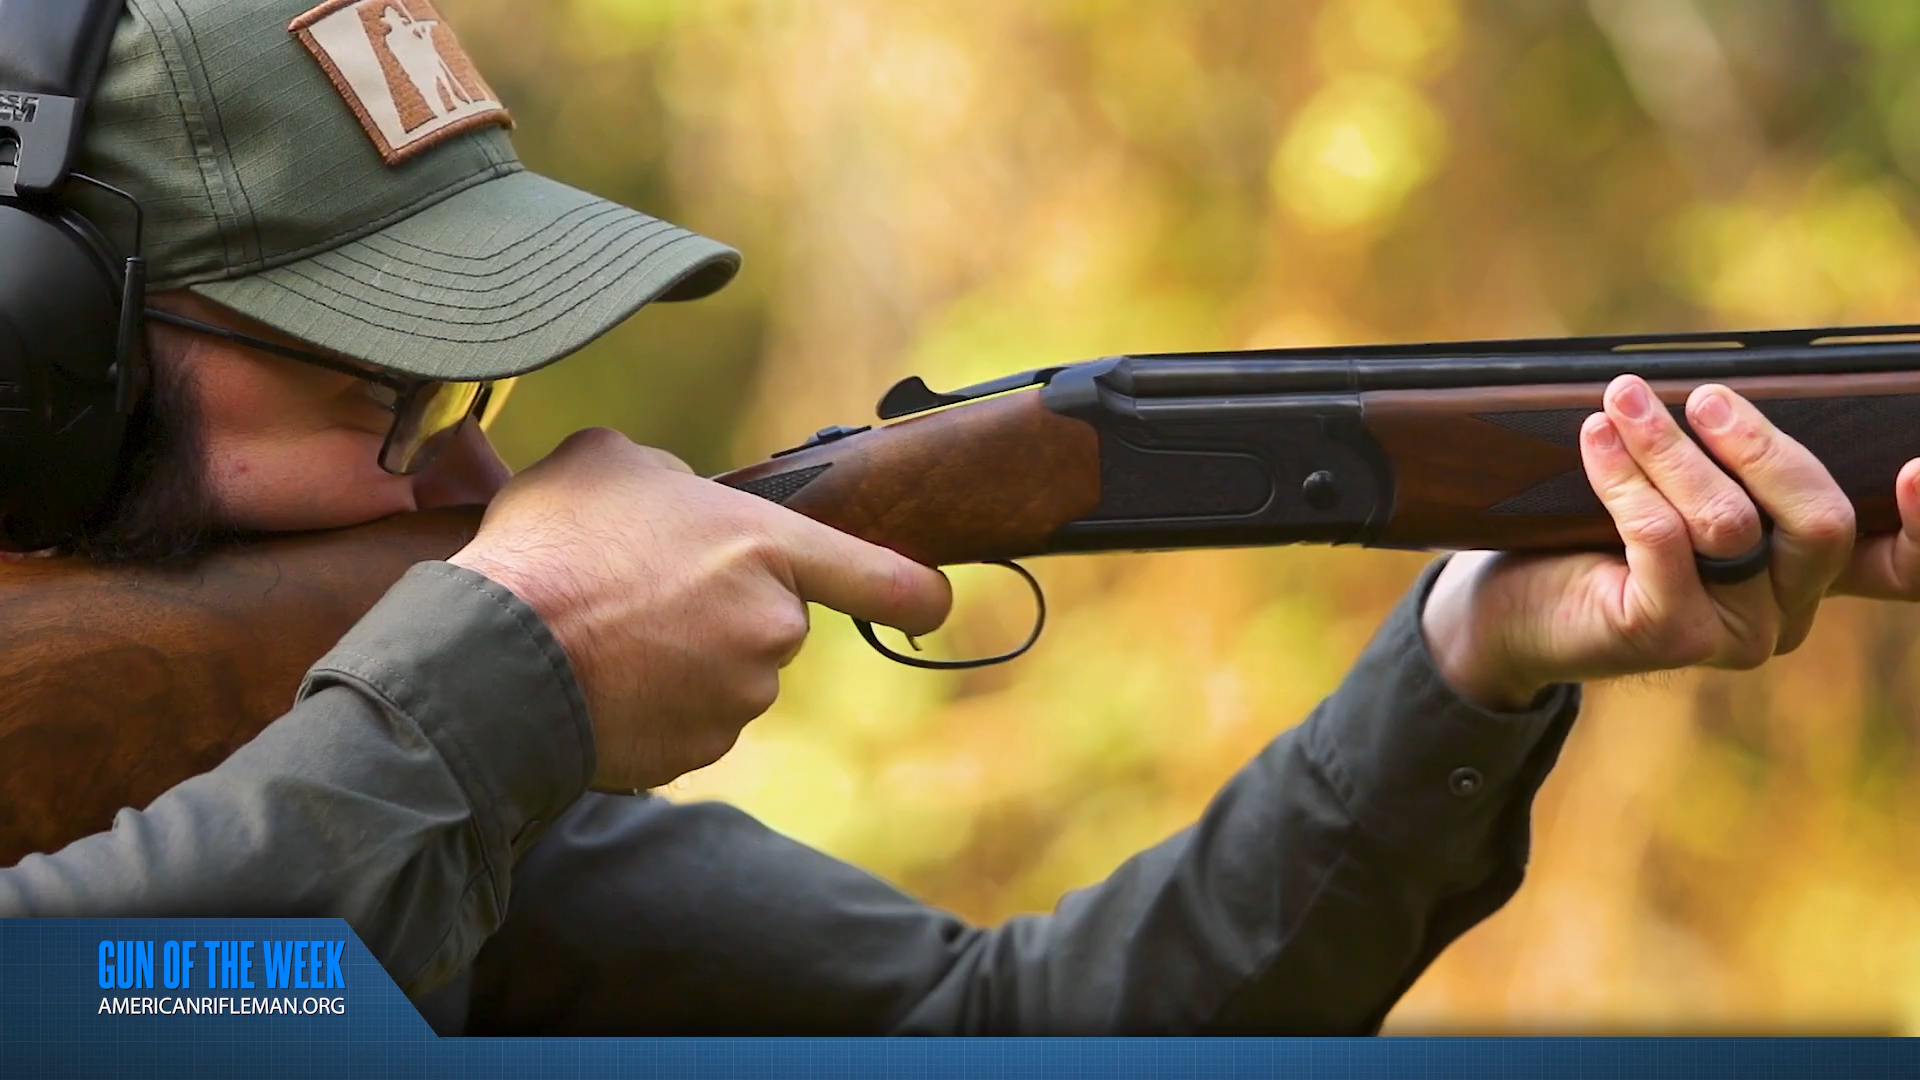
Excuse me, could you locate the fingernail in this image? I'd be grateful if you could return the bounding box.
[1693,389,1733,432]
[1586,416,1620,451]
[1612,379,1652,420]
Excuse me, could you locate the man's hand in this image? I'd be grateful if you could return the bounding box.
[449,428,953,790]
[1831,458,1920,601]
[1422,375,1860,710]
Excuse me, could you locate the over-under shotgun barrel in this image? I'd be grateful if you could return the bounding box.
[718,324,1920,558]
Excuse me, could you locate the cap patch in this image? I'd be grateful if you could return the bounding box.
[290,0,512,166]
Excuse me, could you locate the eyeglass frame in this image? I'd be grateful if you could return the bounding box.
[141,307,494,476]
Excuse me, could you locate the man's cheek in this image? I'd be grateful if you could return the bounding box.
[205,433,418,532]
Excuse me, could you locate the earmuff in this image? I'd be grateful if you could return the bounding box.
[0,0,148,551]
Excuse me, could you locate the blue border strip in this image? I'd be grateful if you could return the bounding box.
[3,920,1911,1080]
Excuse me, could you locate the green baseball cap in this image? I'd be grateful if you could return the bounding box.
[72,0,740,381]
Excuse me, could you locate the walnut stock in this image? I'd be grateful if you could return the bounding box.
[0,510,479,867]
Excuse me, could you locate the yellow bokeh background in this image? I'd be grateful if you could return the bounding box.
[453,0,1920,1031]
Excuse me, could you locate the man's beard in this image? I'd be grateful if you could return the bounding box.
[71,357,224,564]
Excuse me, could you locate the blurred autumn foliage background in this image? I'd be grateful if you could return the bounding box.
[451,0,1920,1031]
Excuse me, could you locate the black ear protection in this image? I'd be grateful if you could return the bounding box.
[0,0,149,552]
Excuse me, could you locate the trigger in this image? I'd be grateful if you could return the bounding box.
[853,561,1047,670]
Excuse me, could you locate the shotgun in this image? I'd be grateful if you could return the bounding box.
[5,321,1919,862]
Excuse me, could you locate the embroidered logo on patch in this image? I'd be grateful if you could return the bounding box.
[290,0,512,166]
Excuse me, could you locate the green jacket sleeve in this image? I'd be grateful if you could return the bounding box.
[449,558,1579,1034]
[0,562,595,998]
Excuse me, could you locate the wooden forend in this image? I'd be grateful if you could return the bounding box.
[1363,372,1920,550]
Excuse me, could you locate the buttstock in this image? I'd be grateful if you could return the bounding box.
[1365,372,1920,550]
[715,391,1103,566]
[0,508,481,866]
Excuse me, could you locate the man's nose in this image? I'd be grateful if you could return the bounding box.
[411,420,512,508]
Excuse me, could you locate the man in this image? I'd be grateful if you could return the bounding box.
[5,0,1920,1034]
[0,419,945,997]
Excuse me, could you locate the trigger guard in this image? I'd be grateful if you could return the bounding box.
[853,560,1047,670]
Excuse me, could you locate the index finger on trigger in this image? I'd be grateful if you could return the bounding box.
[1684,385,1855,610]
[780,516,954,637]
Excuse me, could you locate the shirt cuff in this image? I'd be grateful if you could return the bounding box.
[1302,557,1580,870]
[297,561,596,888]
